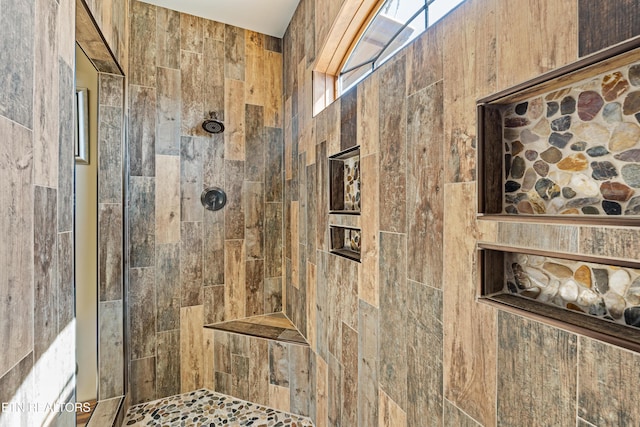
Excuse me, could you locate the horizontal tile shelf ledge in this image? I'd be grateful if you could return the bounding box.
[478,213,640,227]
[204,313,309,346]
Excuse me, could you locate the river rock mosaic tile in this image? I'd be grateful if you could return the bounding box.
[343,156,360,211]
[123,389,315,426]
[505,252,640,329]
[502,60,640,215]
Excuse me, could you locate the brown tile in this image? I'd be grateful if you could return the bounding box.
[265,36,282,53]
[99,300,124,399]
[245,31,265,105]
[378,56,407,233]
[358,299,378,427]
[181,221,203,306]
[225,240,246,319]
[156,329,180,398]
[379,231,407,408]
[306,262,317,350]
[341,323,358,427]
[203,160,225,286]
[231,354,250,400]
[359,154,379,307]
[98,105,124,203]
[443,182,496,427]
[327,352,342,426]
[407,81,444,288]
[357,72,379,157]
[203,327,215,389]
[269,341,289,387]
[130,267,156,359]
[58,61,74,233]
[497,222,579,253]
[225,25,245,80]
[265,51,283,128]
[245,182,264,260]
[155,155,180,244]
[0,0,33,128]
[315,356,328,427]
[224,78,246,160]
[181,51,204,136]
[128,85,155,178]
[245,104,265,182]
[246,259,265,316]
[156,243,180,331]
[129,0,156,87]
[215,371,232,395]
[316,141,328,252]
[0,353,34,426]
[180,305,204,392]
[497,311,577,425]
[156,67,181,155]
[266,128,284,202]
[378,389,407,427]
[213,330,231,374]
[580,226,640,261]
[34,186,57,360]
[269,384,291,413]
[578,337,640,425]
[225,160,245,240]
[289,345,312,417]
[204,284,225,324]
[265,203,283,278]
[156,7,180,69]
[204,19,225,41]
[203,40,225,122]
[340,88,357,151]
[444,399,482,427]
[180,136,203,223]
[249,338,270,405]
[57,231,74,329]
[130,356,156,405]
[129,176,155,268]
[407,23,443,96]
[180,13,203,53]
[264,277,283,313]
[98,204,123,302]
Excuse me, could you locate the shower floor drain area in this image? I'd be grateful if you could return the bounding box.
[123,389,314,426]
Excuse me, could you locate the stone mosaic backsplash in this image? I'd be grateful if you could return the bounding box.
[503,61,640,215]
[343,228,361,253]
[344,157,361,211]
[505,252,640,329]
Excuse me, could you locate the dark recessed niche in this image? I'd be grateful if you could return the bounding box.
[478,41,640,219]
[329,226,361,262]
[329,146,360,214]
[479,245,640,353]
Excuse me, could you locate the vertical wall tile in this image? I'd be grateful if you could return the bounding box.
[129,176,155,268]
[203,40,225,120]
[245,31,265,105]
[128,85,156,177]
[407,23,443,96]
[266,128,284,203]
[245,182,264,259]
[203,208,225,286]
[231,354,250,400]
[130,0,156,87]
[316,141,328,251]
[314,356,328,427]
[245,260,264,316]
[156,329,181,398]
[497,312,577,426]
[0,117,33,378]
[224,240,246,320]
[180,13,203,53]
[357,72,379,157]
[407,280,443,426]
[98,105,124,203]
[156,7,180,69]
[578,337,640,425]
[0,353,34,427]
[99,300,124,399]
[0,0,34,128]
[265,51,283,128]
[443,182,496,427]
[180,136,204,222]
[290,345,312,417]
[245,105,265,182]
[204,284,225,324]
[57,60,74,233]
[407,81,443,287]
[379,231,407,409]
[225,25,245,80]
[181,51,204,136]
[358,299,378,427]
[378,56,407,233]
[306,164,316,263]
[341,323,358,427]
[269,341,289,386]
[156,243,181,331]
[130,267,156,359]
[379,389,407,427]
[156,67,181,155]
[156,155,181,244]
[444,399,482,427]
[224,78,246,160]
[269,384,291,413]
[203,328,215,389]
[57,231,74,329]
[306,262,317,349]
[249,338,270,405]
[359,154,379,307]
[224,160,245,239]
[34,186,57,360]
[99,203,123,301]
[181,221,203,306]
[327,354,342,426]
[340,88,357,151]
[204,19,225,40]
[130,357,156,405]
[265,203,283,278]
[180,305,204,392]
[214,330,231,374]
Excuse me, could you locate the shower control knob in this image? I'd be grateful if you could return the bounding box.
[201,187,227,211]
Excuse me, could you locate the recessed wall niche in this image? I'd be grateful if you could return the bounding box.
[479,42,640,217]
[329,146,360,214]
[329,226,361,262]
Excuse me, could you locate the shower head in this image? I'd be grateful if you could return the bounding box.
[202,112,225,134]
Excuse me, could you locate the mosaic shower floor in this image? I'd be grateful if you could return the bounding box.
[123,389,315,426]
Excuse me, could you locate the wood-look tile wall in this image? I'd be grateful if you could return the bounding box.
[0,0,77,422]
[127,1,284,404]
[283,0,640,426]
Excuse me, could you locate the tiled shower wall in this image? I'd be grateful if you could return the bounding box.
[0,0,76,423]
[283,0,640,426]
[127,1,284,405]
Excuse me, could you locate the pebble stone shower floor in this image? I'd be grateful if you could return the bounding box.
[123,389,315,426]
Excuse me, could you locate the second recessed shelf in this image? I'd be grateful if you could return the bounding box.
[329,146,360,214]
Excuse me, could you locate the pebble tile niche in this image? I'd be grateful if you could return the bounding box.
[329,146,361,213]
[505,253,640,329]
[501,60,640,215]
[329,226,361,262]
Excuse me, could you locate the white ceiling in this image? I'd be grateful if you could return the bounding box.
[142,0,300,38]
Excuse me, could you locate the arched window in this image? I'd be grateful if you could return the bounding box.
[338,0,465,94]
